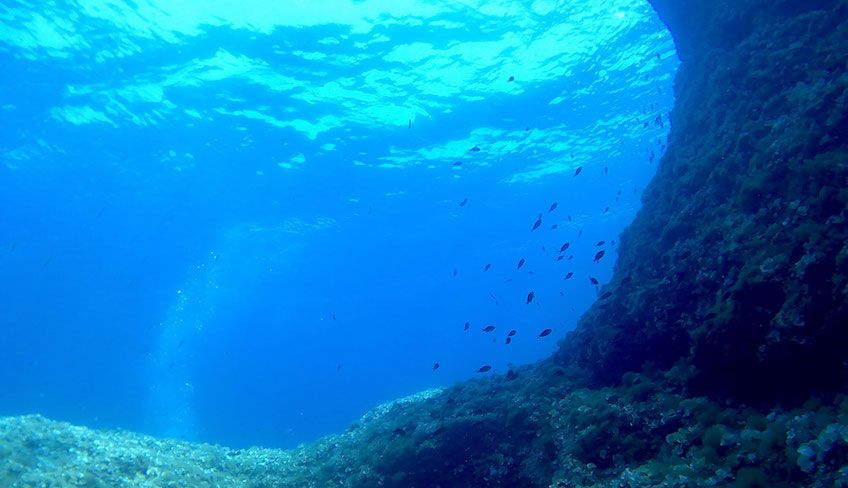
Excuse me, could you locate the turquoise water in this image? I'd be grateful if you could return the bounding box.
[0,0,677,448]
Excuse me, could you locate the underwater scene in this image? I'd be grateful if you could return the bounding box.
[1,0,847,486]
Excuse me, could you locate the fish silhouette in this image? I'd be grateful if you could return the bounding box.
[531,214,542,231]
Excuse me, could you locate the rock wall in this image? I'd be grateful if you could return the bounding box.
[3,2,848,487]
[559,0,848,402]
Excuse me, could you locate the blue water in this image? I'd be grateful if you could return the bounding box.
[0,0,677,448]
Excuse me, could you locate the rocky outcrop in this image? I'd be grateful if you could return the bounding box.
[3,1,848,487]
[559,0,848,403]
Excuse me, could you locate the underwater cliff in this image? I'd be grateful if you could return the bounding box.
[563,0,848,403]
[2,0,848,486]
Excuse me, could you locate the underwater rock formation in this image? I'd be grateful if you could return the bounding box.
[4,376,848,486]
[559,0,848,403]
[3,1,848,486]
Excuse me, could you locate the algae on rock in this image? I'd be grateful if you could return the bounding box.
[4,0,848,486]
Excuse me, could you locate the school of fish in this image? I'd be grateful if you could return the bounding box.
[424,100,661,375]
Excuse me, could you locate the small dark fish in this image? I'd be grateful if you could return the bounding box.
[337,364,342,371]
[464,321,470,331]
[332,314,336,320]
[408,119,412,129]
[596,240,605,246]
[484,263,491,272]
[470,146,481,152]
[542,245,546,252]
[589,276,599,285]
[574,166,582,176]
[559,242,570,253]
[621,276,632,285]
[538,328,552,337]
[516,258,525,270]
[506,370,518,381]
[567,255,574,261]
[593,250,605,262]
[570,153,574,159]
[524,126,530,131]
[505,337,512,345]
[507,75,515,82]
[459,198,468,207]
[489,293,499,305]
[549,202,558,212]
[599,291,612,300]
[604,206,610,213]
[453,268,458,276]
[508,330,517,337]
[453,161,463,166]
[578,230,583,237]
[567,215,572,222]
[559,291,565,296]
[477,365,492,373]
[392,428,406,436]
[433,362,440,370]
[531,214,542,231]
[550,224,558,230]
[526,291,535,304]
[177,340,185,348]
[604,166,608,176]
[482,325,496,332]
[556,255,564,262]
[656,53,661,60]
[564,272,574,280]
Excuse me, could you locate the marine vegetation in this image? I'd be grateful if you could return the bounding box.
[2,0,848,486]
